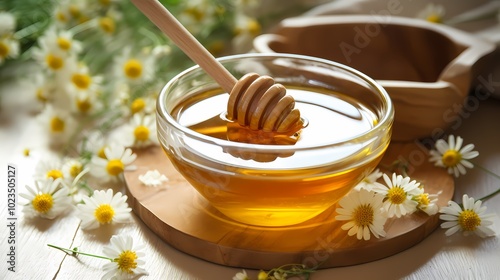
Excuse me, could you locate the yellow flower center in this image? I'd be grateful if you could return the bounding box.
[247,19,261,36]
[94,204,115,224]
[36,88,48,103]
[123,59,143,79]
[76,98,92,113]
[458,209,481,232]
[72,73,91,89]
[46,54,64,70]
[130,98,145,114]
[185,7,204,22]
[0,41,9,58]
[353,204,374,226]
[69,164,82,178]
[98,147,107,159]
[442,150,461,167]
[387,187,406,205]
[32,193,54,214]
[46,169,64,180]
[23,148,30,157]
[134,125,150,142]
[416,193,430,206]
[106,159,124,176]
[50,116,65,132]
[115,250,138,274]
[69,5,81,18]
[208,40,225,56]
[57,37,72,51]
[426,14,442,23]
[99,0,111,6]
[56,11,67,22]
[257,271,268,280]
[99,17,115,34]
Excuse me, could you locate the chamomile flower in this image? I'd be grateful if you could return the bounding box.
[178,0,218,35]
[34,157,66,182]
[439,194,496,238]
[129,96,156,116]
[32,44,76,75]
[372,173,421,218]
[76,189,131,230]
[233,269,249,280]
[0,36,20,64]
[80,131,110,159]
[335,189,387,241]
[38,104,76,144]
[102,235,148,279]
[122,114,158,148]
[0,12,16,35]
[20,178,72,219]
[138,170,168,187]
[429,135,479,178]
[70,90,102,115]
[65,61,102,95]
[354,168,384,191]
[413,188,440,216]
[62,157,84,180]
[30,72,55,108]
[114,47,155,84]
[416,3,446,23]
[37,27,82,56]
[232,14,261,53]
[90,144,137,182]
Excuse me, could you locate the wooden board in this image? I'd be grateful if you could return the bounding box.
[124,142,454,269]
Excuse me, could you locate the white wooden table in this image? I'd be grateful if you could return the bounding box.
[1,64,499,280]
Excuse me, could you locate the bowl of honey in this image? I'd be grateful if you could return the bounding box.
[156,53,394,227]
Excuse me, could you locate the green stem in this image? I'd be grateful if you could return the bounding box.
[47,244,113,261]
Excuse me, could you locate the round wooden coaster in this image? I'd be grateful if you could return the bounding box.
[124,142,454,269]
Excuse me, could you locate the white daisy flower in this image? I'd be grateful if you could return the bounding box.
[178,0,218,35]
[90,144,137,182]
[416,3,445,23]
[122,114,158,148]
[129,96,156,116]
[69,90,102,115]
[65,61,103,95]
[76,189,131,230]
[439,194,496,238]
[429,135,479,178]
[62,157,84,180]
[335,189,387,241]
[139,170,168,187]
[354,168,384,191]
[30,72,55,109]
[233,269,249,280]
[80,131,109,159]
[0,36,20,64]
[413,187,440,216]
[36,26,82,56]
[114,47,155,84]
[20,178,72,219]
[372,173,421,218]
[34,157,66,182]
[32,44,76,75]
[102,235,148,279]
[232,13,261,53]
[0,12,16,35]
[38,104,76,144]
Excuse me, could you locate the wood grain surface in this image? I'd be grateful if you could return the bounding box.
[124,142,454,269]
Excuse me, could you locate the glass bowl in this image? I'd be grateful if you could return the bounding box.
[157,53,394,227]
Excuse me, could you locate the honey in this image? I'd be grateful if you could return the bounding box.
[163,84,390,226]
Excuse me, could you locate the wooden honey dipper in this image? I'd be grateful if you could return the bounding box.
[131,0,302,134]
